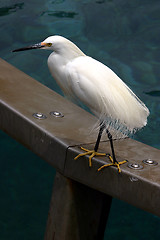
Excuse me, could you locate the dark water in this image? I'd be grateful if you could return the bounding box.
[0,0,160,239]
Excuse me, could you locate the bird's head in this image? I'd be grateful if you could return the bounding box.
[12,36,85,59]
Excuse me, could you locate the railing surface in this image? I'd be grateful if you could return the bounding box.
[0,58,160,239]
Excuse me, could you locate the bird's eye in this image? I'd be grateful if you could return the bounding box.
[47,43,52,47]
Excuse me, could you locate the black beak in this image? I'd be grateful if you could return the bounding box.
[12,43,44,52]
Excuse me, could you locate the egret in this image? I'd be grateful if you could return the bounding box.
[13,35,150,172]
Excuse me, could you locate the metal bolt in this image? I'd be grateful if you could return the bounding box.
[130,176,139,182]
[128,163,143,170]
[32,112,47,119]
[142,159,158,166]
[50,111,64,118]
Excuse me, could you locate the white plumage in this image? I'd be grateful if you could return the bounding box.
[45,36,149,136]
[13,35,150,171]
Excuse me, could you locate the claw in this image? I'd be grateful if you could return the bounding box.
[74,147,127,172]
[74,147,106,167]
[98,154,127,173]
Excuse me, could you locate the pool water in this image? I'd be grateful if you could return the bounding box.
[0,0,160,239]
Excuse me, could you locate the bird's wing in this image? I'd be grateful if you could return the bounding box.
[65,56,111,116]
[66,56,149,135]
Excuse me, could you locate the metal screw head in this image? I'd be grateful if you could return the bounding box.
[50,111,64,118]
[32,112,47,119]
[128,163,143,170]
[142,159,158,166]
[130,176,139,182]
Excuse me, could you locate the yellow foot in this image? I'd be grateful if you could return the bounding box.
[98,155,127,173]
[74,147,106,167]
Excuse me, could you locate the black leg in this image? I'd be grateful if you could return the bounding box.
[106,129,117,163]
[94,123,105,152]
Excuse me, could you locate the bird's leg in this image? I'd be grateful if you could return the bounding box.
[94,122,106,152]
[106,129,117,163]
[98,129,127,173]
[74,123,106,167]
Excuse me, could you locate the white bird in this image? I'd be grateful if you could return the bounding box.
[13,35,150,172]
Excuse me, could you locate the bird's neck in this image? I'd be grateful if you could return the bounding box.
[60,47,85,61]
